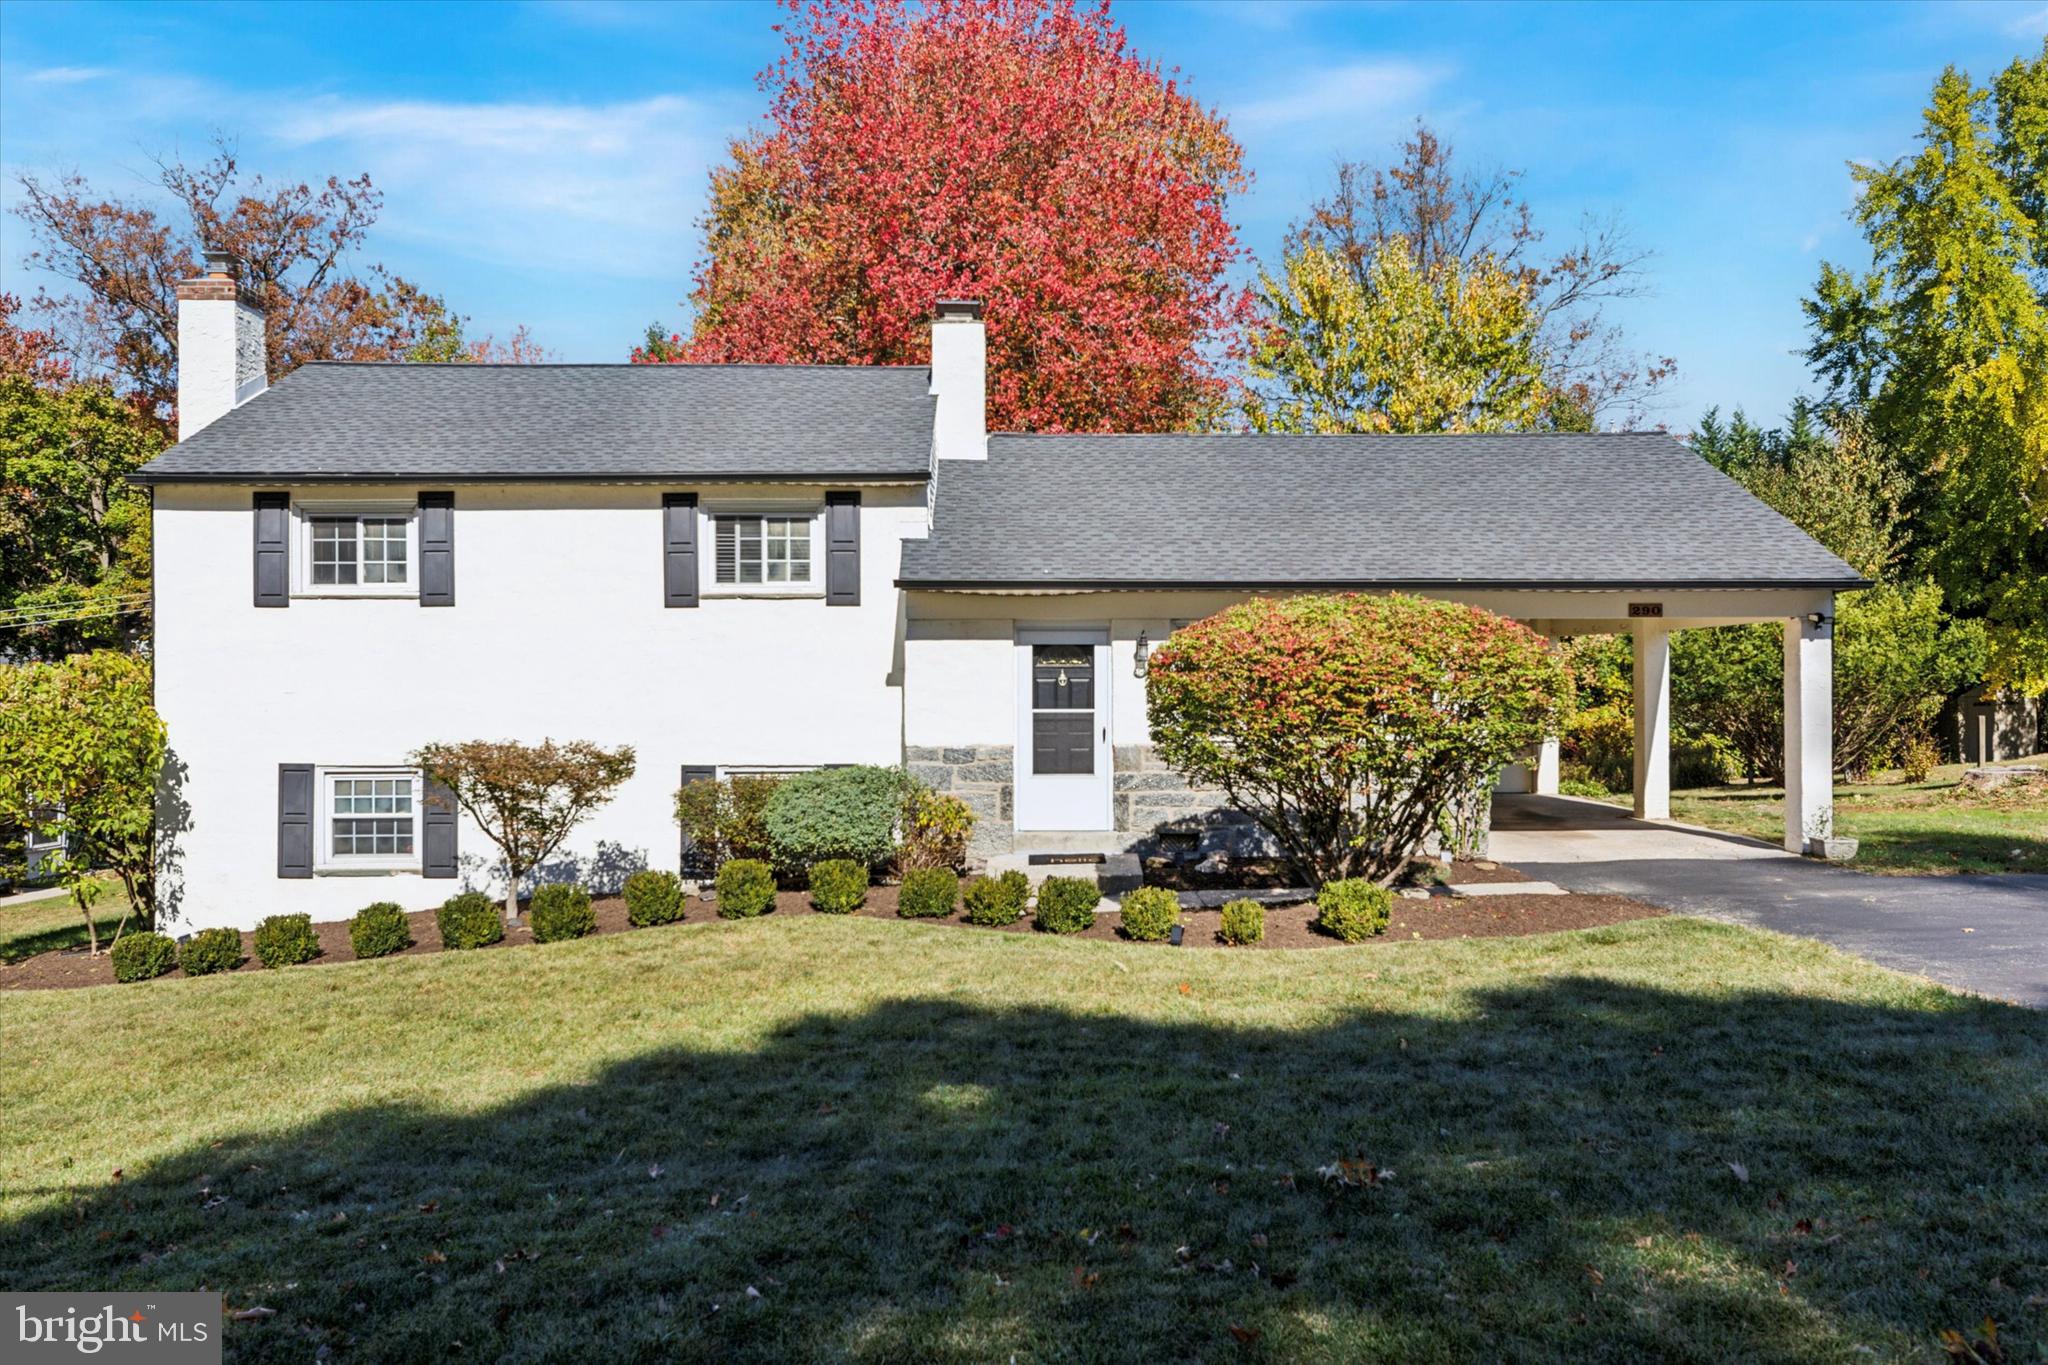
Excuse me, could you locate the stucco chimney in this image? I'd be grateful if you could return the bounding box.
[929,298,986,461]
[175,247,268,442]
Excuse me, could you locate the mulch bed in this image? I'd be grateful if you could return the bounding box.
[0,861,1662,991]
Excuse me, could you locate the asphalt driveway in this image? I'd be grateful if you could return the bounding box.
[1491,794,2048,1007]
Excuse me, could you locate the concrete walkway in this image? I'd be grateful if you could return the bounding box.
[1491,794,2048,1007]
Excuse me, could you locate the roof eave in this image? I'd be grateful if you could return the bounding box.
[895,575,1874,593]
[134,468,932,486]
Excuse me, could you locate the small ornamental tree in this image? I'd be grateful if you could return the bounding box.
[412,739,636,924]
[0,651,166,952]
[1146,594,1572,887]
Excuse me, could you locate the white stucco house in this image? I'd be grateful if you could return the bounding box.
[138,253,1867,930]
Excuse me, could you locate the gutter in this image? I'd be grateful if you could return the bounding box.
[130,470,933,487]
[894,576,1875,593]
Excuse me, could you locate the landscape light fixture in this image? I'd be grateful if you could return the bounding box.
[1169,924,1184,947]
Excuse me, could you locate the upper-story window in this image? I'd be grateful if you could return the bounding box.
[708,506,820,595]
[296,502,417,598]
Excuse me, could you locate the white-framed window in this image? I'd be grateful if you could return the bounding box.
[317,767,421,872]
[705,503,821,596]
[295,502,417,598]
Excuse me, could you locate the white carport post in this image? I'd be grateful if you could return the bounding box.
[1783,610,1834,853]
[1534,736,1561,796]
[1632,621,1672,820]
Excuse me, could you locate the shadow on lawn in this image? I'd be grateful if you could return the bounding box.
[4,978,2042,1362]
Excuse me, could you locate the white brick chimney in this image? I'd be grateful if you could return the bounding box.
[929,298,986,461]
[176,248,268,442]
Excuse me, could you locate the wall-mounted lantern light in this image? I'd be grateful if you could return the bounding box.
[1804,612,1832,628]
[1133,629,1151,679]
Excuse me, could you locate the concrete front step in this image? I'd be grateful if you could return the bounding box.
[986,850,1143,895]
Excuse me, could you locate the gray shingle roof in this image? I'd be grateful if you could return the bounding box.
[134,362,935,482]
[899,433,1868,590]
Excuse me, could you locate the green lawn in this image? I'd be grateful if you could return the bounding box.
[1604,756,2048,875]
[2,915,2042,1363]
[0,879,130,963]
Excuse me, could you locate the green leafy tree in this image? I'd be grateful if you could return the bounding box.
[0,371,161,658]
[1672,405,1985,779]
[1146,593,1572,886]
[1241,239,1559,433]
[1286,122,1673,427]
[1804,48,2048,691]
[0,652,166,952]
[412,739,637,924]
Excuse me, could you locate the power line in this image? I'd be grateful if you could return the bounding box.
[0,596,152,632]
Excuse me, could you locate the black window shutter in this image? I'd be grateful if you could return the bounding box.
[678,764,716,876]
[422,775,458,878]
[663,493,699,607]
[419,492,455,606]
[278,763,314,878]
[825,491,860,606]
[253,492,289,607]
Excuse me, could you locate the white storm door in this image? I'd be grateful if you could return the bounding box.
[1013,629,1113,831]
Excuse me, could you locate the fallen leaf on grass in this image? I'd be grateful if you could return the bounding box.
[416,1202,438,1214]
[230,1307,276,1321]
[1727,1161,1749,1184]
[1177,982,1191,995]
[1070,1266,1099,1290]
[1229,1324,1261,1344]
[422,1251,446,1265]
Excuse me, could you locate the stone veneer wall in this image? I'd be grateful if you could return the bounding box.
[1112,745,1271,859]
[905,745,1015,863]
[906,744,1489,864]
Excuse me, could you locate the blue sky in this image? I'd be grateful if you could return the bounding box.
[1,0,2041,429]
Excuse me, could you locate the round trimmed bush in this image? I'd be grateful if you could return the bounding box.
[715,859,777,919]
[349,902,412,960]
[761,765,907,872]
[809,859,869,913]
[1219,898,1266,946]
[530,883,596,943]
[252,912,320,968]
[1315,879,1391,942]
[180,925,243,975]
[964,870,1031,927]
[623,869,685,926]
[1033,876,1099,934]
[897,866,959,919]
[1118,886,1181,942]
[111,931,178,982]
[437,890,504,950]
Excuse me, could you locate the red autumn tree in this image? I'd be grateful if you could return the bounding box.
[652,0,1252,432]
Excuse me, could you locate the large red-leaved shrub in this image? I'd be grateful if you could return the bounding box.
[1145,594,1572,887]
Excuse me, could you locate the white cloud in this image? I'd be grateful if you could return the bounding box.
[24,65,113,84]
[2008,4,2048,36]
[1230,59,1449,133]
[269,93,732,280]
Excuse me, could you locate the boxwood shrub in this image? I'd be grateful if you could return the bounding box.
[252,912,320,968]
[1219,898,1266,946]
[348,902,411,960]
[437,890,504,950]
[180,925,243,976]
[963,870,1031,927]
[809,859,869,914]
[530,883,596,943]
[1315,879,1391,942]
[623,869,686,926]
[1118,885,1181,942]
[715,859,777,919]
[110,931,178,983]
[1033,876,1099,934]
[761,765,906,872]
[897,866,958,919]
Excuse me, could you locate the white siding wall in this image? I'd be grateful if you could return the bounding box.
[154,482,923,929]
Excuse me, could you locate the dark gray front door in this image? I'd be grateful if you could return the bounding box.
[1031,645,1095,775]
